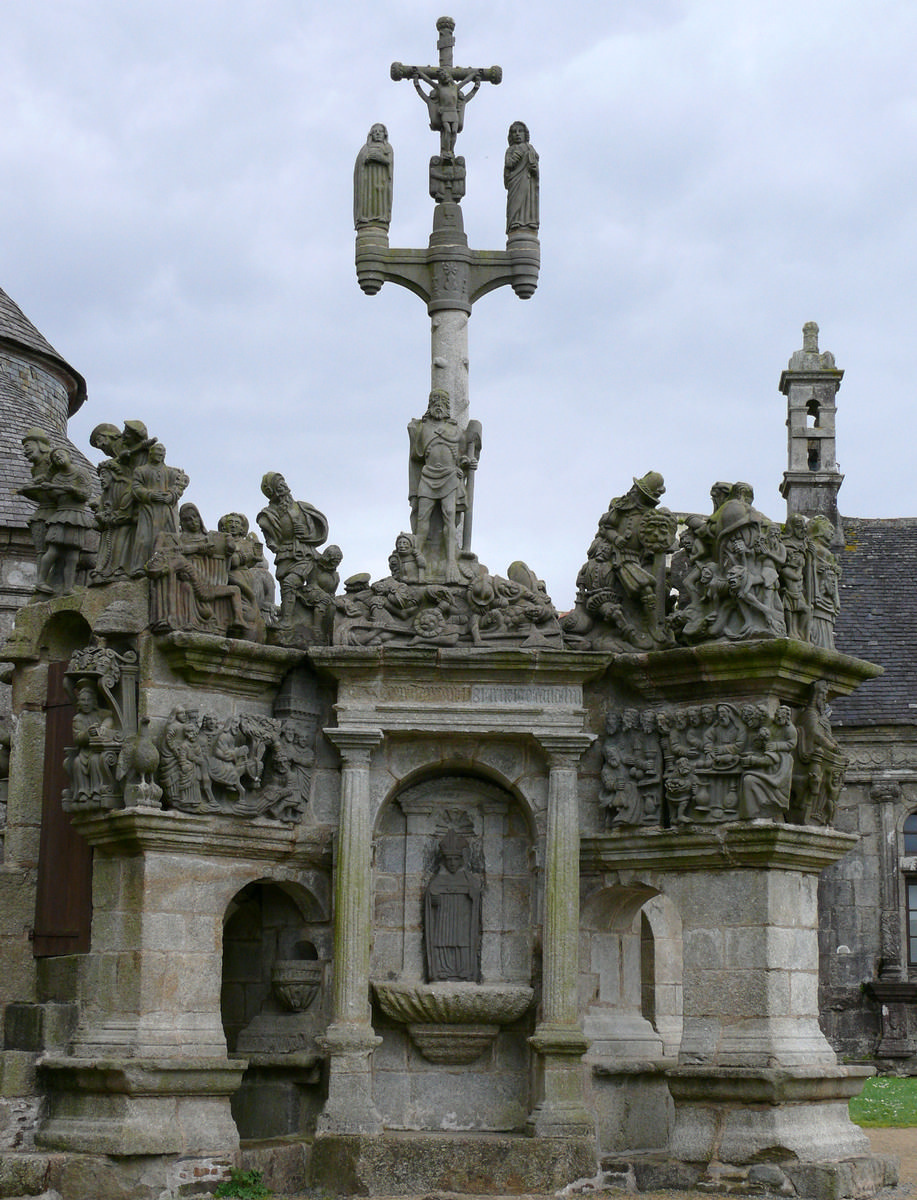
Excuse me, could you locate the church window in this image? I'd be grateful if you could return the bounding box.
[904,811,917,854]
[908,877,917,967]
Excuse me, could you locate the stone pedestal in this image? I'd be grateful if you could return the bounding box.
[582,823,875,1169]
[35,808,329,1160]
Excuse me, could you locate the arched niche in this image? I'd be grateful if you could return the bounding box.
[221,877,330,1055]
[221,877,330,1140]
[38,610,93,662]
[580,883,683,1062]
[371,770,536,988]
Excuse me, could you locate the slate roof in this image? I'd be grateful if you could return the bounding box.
[831,516,917,727]
[0,287,93,532]
[0,287,86,414]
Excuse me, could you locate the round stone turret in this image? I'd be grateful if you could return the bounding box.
[0,286,92,686]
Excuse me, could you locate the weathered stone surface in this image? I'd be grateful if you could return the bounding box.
[310,1131,596,1196]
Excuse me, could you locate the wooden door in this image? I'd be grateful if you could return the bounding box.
[32,661,92,956]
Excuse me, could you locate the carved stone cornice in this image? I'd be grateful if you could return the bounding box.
[159,630,305,696]
[581,822,857,876]
[67,807,331,866]
[610,639,881,708]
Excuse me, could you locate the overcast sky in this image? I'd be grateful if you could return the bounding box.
[2,1,916,609]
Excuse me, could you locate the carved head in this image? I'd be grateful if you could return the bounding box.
[426,389,451,421]
[395,532,414,554]
[261,472,291,502]
[710,481,732,511]
[49,447,71,471]
[369,122,388,143]
[179,504,205,534]
[75,685,98,713]
[89,423,121,455]
[785,513,807,538]
[21,427,50,461]
[605,710,621,735]
[633,471,665,504]
[732,481,754,504]
[640,710,656,733]
[438,830,468,872]
[508,120,529,144]
[149,443,166,464]
[809,515,834,545]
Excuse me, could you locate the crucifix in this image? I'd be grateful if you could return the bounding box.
[354,16,540,435]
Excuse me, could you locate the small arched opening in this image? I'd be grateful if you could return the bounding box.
[221,878,330,1140]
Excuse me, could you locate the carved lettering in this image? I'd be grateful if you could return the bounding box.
[470,684,581,705]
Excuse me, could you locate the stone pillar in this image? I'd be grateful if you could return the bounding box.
[527,733,594,1138]
[865,781,917,1059]
[317,727,384,1136]
[431,309,469,431]
[659,826,873,1164]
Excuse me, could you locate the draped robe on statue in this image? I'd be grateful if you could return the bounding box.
[424,865,482,982]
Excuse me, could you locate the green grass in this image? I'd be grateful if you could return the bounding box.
[849,1075,917,1127]
[214,1168,272,1199]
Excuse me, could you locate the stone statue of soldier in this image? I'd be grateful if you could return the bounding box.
[256,472,329,631]
[408,390,478,583]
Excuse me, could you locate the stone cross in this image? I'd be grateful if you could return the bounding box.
[390,16,502,159]
[355,16,539,431]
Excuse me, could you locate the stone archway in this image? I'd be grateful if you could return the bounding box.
[221,878,330,1139]
[369,770,537,1131]
[580,882,683,1155]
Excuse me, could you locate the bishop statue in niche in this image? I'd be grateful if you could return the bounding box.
[423,831,482,982]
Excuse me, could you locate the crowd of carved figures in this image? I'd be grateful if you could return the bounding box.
[17,422,840,656]
[59,638,315,823]
[600,681,846,831]
[565,473,841,653]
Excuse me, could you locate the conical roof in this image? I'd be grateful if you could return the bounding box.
[0,287,93,533]
[0,287,86,414]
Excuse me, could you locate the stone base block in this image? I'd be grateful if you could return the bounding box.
[0,1150,235,1200]
[666,1066,874,1164]
[587,1060,675,1155]
[310,1131,597,1195]
[241,1137,312,1195]
[36,1057,246,1156]
[610,1151,899,1199]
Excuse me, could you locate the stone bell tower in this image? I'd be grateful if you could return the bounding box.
[779,321,845,535]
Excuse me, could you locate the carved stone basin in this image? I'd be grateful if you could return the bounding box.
[371,981,534,1064]
[271,960,323,1012]
[373,981,534,1025]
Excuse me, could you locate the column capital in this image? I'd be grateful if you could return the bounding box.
[324,726,384,764]
[533,732,594,767]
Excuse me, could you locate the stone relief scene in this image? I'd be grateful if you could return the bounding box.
[0,14,904,1200]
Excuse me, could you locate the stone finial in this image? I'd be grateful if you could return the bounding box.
[787,321,836,371]
[802,321,819,353]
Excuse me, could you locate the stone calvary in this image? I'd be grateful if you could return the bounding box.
[0,17,895,1200]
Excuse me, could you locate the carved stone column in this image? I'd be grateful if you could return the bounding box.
[317,727,384,1136]
[872,780,905,982]
[527,733,594,1138]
